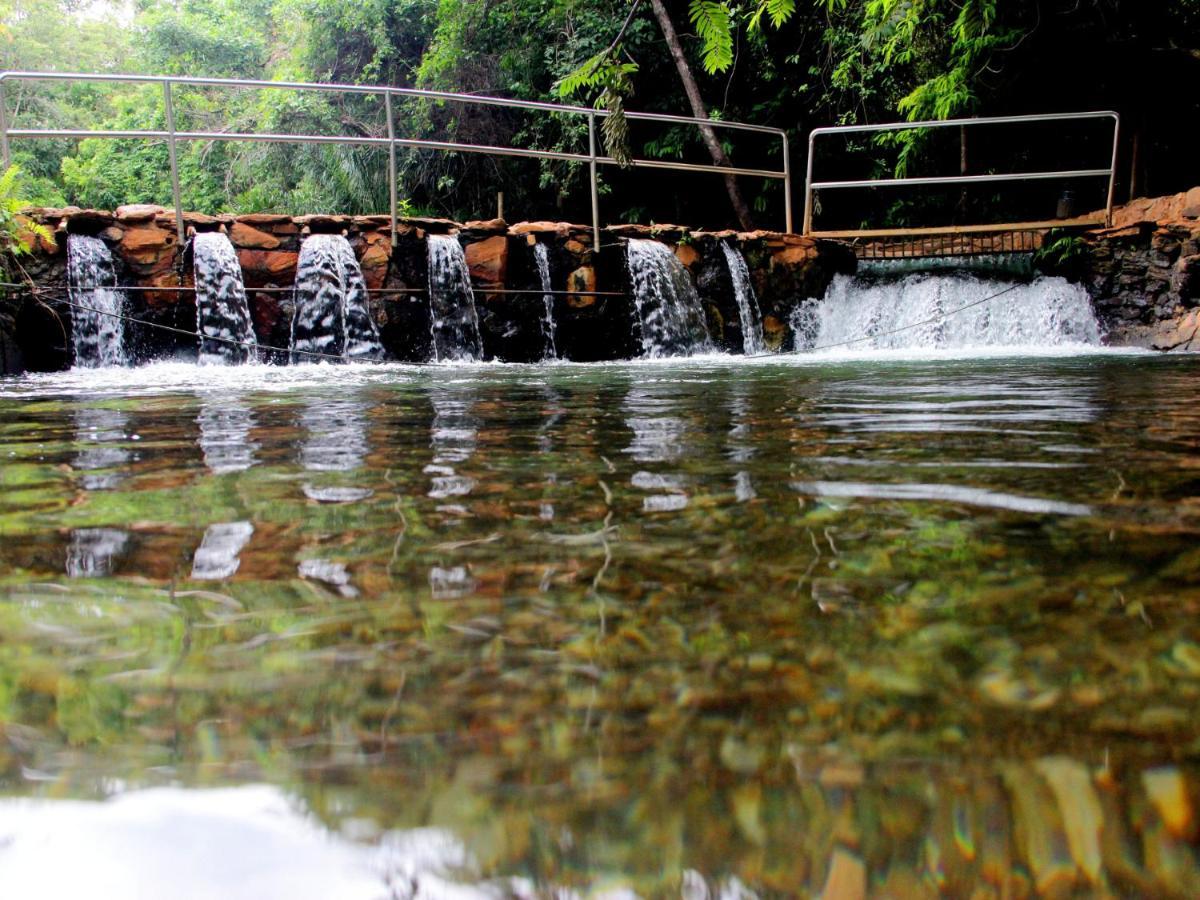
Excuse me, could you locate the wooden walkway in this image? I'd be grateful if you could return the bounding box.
[810,216,1103,260]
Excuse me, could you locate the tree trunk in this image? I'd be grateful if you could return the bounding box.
[648,0,756,231]
[1129,111,1144,201]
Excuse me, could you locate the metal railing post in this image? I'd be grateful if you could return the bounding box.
[802,130,816,235]
[1105,112,1121,228]
[161,81,185,239]
[0,80,10,170]
[385,90,398,244]
[588,112,600,253]
[781,131,793,233]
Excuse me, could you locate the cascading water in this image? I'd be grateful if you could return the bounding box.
[192,232,256,364]
[66,234,127,368]
[532,242,558,360]
[625,239,711,358]
[290,234,383,363]
[719,242,765,355]
[427,235,484,362]
[798,267,1102,352]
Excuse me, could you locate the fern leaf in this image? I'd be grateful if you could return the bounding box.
[689,1,734,74]
[555,50,610,99]
[765,0,796,28]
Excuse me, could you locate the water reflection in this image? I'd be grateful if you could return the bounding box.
[424,387,478,509]
[73,406,131,490]
[191,521,254,580]
[297,558,357,597]
[300,397,373,503]
[537,385,564,521]
[624,383,692,512]
[5,357,1200,896]
[197,396,258,474]
[66,528,129,578]
[726,382,757,502]
[0,786,499,900]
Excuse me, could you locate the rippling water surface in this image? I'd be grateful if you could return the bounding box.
[2,352,1200,897]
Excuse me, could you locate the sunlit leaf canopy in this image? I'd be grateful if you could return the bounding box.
[0,0,1197,229]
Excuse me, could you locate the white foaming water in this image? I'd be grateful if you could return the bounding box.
[533,242,558,360]
[427,235,483,362]
[719,242,765,354]
[625,239,711,358]
[800,272,1102,352]
[290,235,383,362]
[66,234,127,368]
[192,232,256,365]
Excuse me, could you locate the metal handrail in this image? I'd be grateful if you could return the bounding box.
[802,110,1121,234]
[0,70,792,249]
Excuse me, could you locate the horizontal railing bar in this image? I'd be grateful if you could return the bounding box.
[809,215,1104,239]
[811,168,1113,190]
[0,70,786,136]
[4,128,785,178]
[0,281,631,298]
[808,110,1118,138]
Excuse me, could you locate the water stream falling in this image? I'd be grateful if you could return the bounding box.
[290,235,383,363]
[624,239,711,358]
[192,232,256,364]
[427,235,484,362]
[532,242,558,360]
[796,269,1102,352]
[66,235,127,368]
[719,242,765,355]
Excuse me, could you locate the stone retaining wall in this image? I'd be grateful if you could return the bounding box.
[1,205,855,372]
[1076,219,1200,350]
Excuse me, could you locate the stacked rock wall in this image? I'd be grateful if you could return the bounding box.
[1078,220,1200,350]
[1,205,855,371]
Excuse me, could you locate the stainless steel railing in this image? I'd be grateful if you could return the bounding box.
[802,111,1121,235]
[0,71,792,249]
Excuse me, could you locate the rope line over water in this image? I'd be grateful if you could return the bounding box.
[1,279,1029,364]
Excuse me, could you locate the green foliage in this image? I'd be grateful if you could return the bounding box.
[0,165,54,274]
[689,1,734,74]
[749,0,797,32]
[1034,230,1089,275]
[1,0,1197,228]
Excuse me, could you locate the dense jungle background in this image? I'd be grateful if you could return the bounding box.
[1,0,1198,230]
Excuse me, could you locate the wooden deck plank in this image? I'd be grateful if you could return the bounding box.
[808,216,1104,240]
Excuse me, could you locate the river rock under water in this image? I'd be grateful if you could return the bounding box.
[2,351,1199,896]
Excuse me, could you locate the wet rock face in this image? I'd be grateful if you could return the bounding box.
[4,207,855,370]
[1074,221,1200,349]
[0,296,21,375]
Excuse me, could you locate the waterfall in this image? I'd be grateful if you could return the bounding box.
[532,242,558,360]
[624,239,711,358]
[290,234,383,363]
[801,271,1102,352]
[192,232,256,364]
[719,242,766,355]
[426,235,483,362]
[66,235,127,368]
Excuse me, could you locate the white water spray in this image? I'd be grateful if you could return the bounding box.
[66,235,127,368]
[427,235,484,362]
[625,239,711,358]
[290,235,383,362]
[193,232,256,364]
[720,242,765,355]
[800,270,1102,352]
[533,242,558,360]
